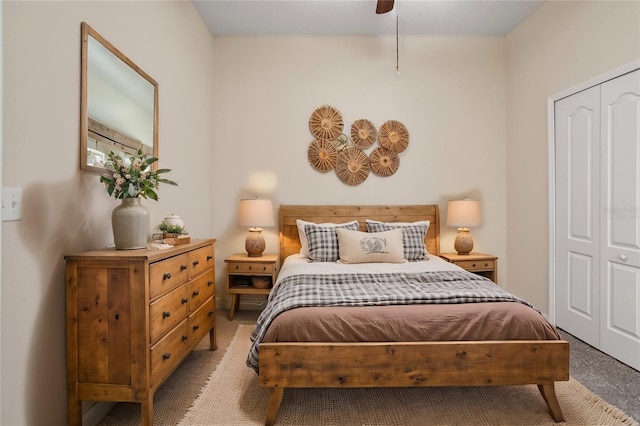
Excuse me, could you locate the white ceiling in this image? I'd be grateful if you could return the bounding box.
[192,0,544,36]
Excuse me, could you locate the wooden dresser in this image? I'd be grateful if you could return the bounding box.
[65,239,216,425]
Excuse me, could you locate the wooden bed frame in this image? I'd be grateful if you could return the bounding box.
[259,204,569,425]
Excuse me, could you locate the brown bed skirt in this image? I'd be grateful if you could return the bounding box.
[262,301,561,344]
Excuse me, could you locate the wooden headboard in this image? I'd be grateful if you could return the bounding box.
[279,204,440,260]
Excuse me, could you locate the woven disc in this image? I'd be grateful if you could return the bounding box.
[336,147,370,185]
[379,120,409,153]
[308,139,337,172]
[309,105,344,141]
[370,147,399,177]
[350,119,377,149]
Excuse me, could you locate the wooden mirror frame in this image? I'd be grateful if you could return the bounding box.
[80,22,158,173]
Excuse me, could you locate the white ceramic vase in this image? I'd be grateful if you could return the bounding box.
[112,198,150,250]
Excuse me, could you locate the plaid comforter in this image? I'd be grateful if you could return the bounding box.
[247,270,535,372]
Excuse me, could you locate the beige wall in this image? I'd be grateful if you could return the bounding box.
[505,1,640,313]
[210,35,509,301]
[1,1,215,424]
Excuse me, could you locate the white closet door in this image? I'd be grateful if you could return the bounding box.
[600,69,640,370]
[555,86,601,347]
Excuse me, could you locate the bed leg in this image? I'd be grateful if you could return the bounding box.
[265,387,284,426]
[538,383,565,422]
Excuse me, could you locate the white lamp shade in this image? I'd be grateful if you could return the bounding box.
[237,199,275,228]
[446,200,481,227]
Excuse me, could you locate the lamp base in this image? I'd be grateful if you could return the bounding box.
[245,227,265,257]
[454,228,474,255]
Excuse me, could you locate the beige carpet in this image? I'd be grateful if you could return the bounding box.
[179,325,638,426]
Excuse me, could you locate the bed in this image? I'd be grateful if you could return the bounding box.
[250,205,569,425]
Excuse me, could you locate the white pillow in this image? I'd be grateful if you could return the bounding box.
[365,219,430,261]
[336,228,404,264]
[297,219,359,258]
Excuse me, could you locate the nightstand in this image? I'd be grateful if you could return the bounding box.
[440,252,498,283]
[225,253,279,320]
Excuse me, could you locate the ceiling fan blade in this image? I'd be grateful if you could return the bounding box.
[376,0,394,14]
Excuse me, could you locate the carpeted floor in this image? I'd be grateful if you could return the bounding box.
[97,309,640,425]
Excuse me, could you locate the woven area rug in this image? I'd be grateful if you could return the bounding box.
[179,325,638,426]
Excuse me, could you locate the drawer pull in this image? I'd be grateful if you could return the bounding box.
[208,280,213,286]
[162,353,171,361]
[193,290,200,296]
[248,266,252,270]
[193,260,199,266]
[180,265,187,271]
[162,311,171,319]
[181,297,188,304]
[235,265,239,270]
[182,335,188,342]
[209,311,214,316]
[472,264,476,267]
[484,263,488,267]
[262,266,267,271]
[163,272,172,280]
[207,255,213,261]
[192,324,200,331]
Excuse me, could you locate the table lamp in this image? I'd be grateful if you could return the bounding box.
[237,198,275,257]
[446,199,481,255]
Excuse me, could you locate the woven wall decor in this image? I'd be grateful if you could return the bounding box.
[379,120,409,153]
[370,147,399,177]
[308,139,337,172]
[336,147,370,186]
[309,105,344,141]
[306,106,409,186]
[350,119,377,149]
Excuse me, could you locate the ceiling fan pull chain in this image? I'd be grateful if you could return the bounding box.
[396,11,400,74]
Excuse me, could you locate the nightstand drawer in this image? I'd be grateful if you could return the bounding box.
[228,262,274,274]
[455,259,495,271]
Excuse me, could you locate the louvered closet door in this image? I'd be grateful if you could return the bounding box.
[555,85,601,347]
[599,69,640,370]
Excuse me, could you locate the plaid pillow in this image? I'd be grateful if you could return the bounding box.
[305,222,359,262]
[365,220,430,261]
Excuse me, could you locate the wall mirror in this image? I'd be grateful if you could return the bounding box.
[80,22,158,173]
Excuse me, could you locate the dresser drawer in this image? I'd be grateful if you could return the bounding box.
[150,320,189,387]
[228,261,274,275]
[456,259,495,271]
[188,269,215,312]
[188,245,214,278]
[149,285,189,344]
[150,253,189,299]
[189,297,215,347]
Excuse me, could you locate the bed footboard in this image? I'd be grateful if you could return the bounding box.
[259,340,569,425]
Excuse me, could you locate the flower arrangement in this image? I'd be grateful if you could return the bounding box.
[100,149,177,200]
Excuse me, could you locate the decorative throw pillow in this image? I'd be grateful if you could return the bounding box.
[365,220,430,261]
[336,228,404,264]
[297,219,359,258]
[305,221,359,262]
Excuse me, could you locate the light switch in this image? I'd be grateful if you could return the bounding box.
[2,188,23,221]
